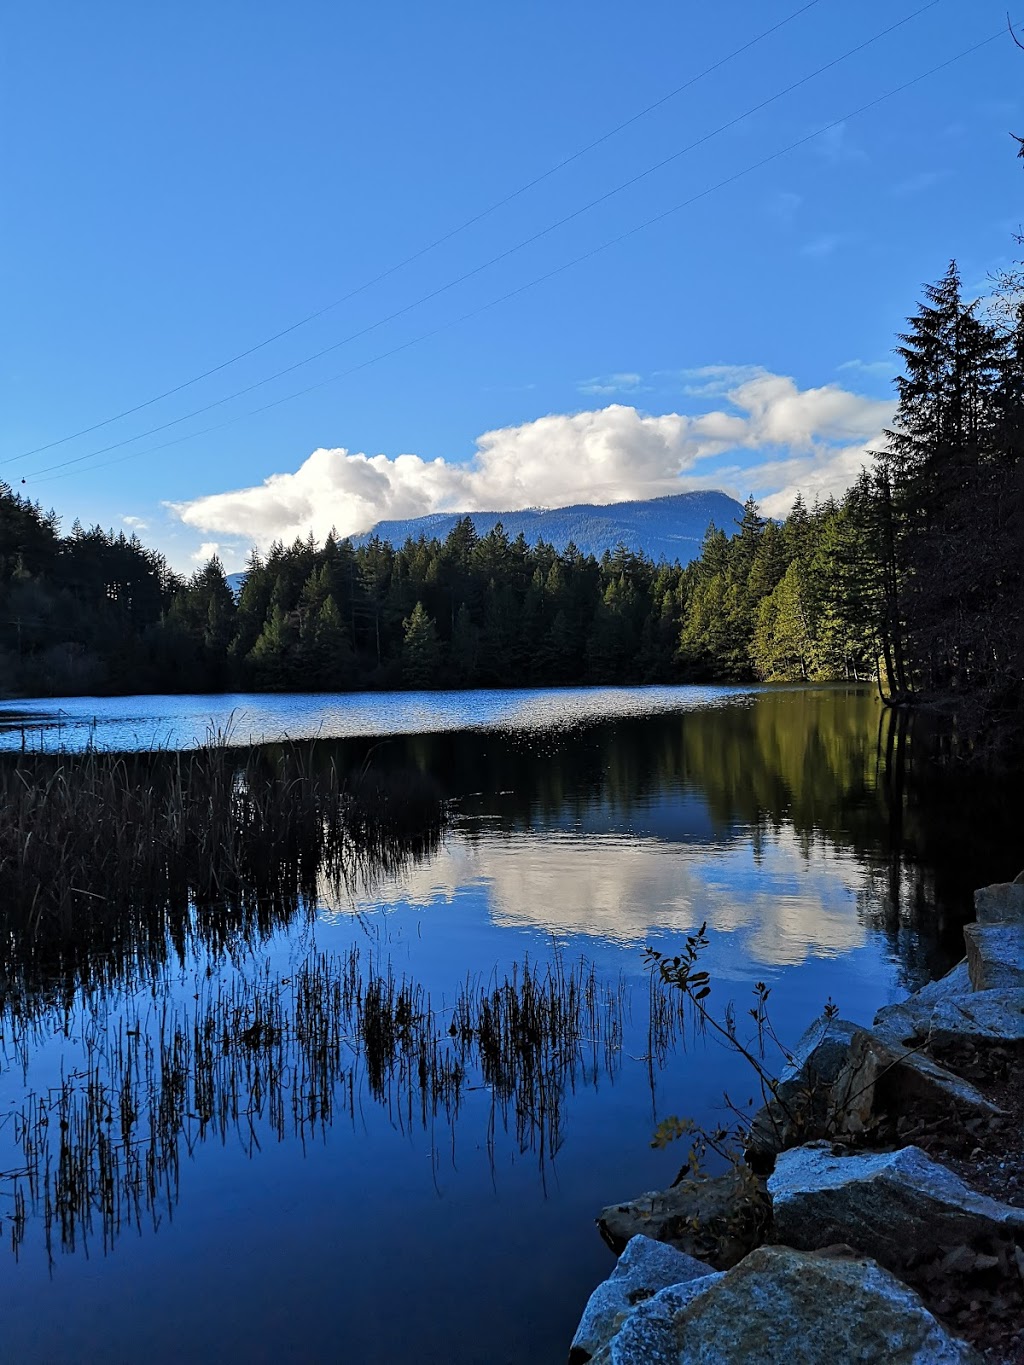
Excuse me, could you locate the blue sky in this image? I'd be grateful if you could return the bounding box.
[2,0,1021,570]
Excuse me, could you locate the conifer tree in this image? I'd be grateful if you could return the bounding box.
[402,601,441,687]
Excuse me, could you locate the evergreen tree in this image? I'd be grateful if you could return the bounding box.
[883,262,1008,695]
[402,601,441,687]
[306,596,354,688]
[248,604,298,688]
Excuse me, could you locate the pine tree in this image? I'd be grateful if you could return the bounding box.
[307,596,354,688]
[402,601,441,687]
[882,262,1006,693]
[450,602,480,683]
[248,604,298,688]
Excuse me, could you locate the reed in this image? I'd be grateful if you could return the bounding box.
[0,740,446,971]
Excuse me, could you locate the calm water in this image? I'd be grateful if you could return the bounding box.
[1,685,1020,1364]
[0,684,753,752]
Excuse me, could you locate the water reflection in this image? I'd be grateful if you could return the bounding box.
[3,947,628,1262]
[346,830,867,967]
[1,685,1021,1364]
[318,687,1021,984]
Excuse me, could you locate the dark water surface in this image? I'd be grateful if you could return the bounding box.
[0,685,1020,1364]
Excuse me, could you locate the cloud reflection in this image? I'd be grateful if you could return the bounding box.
[332,825,867,968]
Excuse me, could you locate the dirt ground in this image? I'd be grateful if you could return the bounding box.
[860,1040,1024,1364]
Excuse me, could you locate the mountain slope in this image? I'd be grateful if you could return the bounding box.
[353,490,744,564]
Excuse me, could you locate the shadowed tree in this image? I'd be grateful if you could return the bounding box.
[402,601,441,688]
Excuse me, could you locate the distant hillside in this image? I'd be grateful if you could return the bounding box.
[353,491,744,564]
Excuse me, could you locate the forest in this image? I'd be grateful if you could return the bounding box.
[0,259,1021,744]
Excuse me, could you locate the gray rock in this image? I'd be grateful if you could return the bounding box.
[874,961,972,1041]
[874,963,1024,1048]
[829,1028,1002,1135]
[569,1235,713,1363]
[975,880,1024,926]
[746,1015,860,1162]
[963,920,1024,992]
[769,1143,1024,1275]
[588,1277,722,1365]
[588,1245,978,1364]
[598,1165,768,1269]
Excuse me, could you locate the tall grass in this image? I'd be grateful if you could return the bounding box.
[0,740,446,971]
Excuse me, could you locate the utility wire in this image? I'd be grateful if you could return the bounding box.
[29,21,1006,490]
[14,0,942,481]
[11,0,825,463]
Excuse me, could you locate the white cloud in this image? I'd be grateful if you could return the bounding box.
[765,191,802,227]
[800,233,847,260]
[122,514,149,531]
[744,439,884,519]
[169,370,894,549]
[189,539,246,571]
[577,371,646,396]
[674,364,769,397]
[837,358,896,381]
[813,121,865,165]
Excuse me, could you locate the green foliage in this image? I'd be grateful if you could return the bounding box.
[0,249,1019,727]
[402,601,441,687]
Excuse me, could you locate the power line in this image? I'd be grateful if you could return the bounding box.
[29,22,1007,490]
[10,0,825,463]
[15,0,942,482]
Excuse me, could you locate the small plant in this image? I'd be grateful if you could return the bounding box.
[645,925,864,1173]
[639,927,858,1264]
[645,929,915,1174]
[645,926,805,1141]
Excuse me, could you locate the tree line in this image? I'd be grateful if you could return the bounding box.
[1,258,1020,741]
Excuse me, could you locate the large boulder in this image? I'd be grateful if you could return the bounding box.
[974,880,1024,926]
[963,921,1024,992]
[745,1015,860,1164]
[769,1143,1024,1275]
[874,963,1024,1049]
[584,1245,979,1364]
[568,1235,713,1364]
[598,1165,769,1269]
[829,1028,1002,1135]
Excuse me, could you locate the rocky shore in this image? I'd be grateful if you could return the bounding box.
[570,877,1024,1364]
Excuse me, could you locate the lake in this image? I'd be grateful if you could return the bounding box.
[0,684,1019,1364]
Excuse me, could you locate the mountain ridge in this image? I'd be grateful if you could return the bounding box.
[350,490,744,564]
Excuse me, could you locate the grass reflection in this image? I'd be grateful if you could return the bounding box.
[1,948,627,1262]
[0,739,446,975]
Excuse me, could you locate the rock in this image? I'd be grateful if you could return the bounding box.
[745,1015,860,1164]
[586,1245,979,1364]
[769,1143,1024,1276]
[963,921,1024,992]
[829,1028,1002,1135]
[585,1276,722,1365]
[874,961,972,1042]
[874,964,1024,1049]
[975,880,1024,926]
[598,1165,769,1269]
[568,1235,713,1363]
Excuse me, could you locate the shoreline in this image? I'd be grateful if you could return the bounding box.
[572,875,1024,1363]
